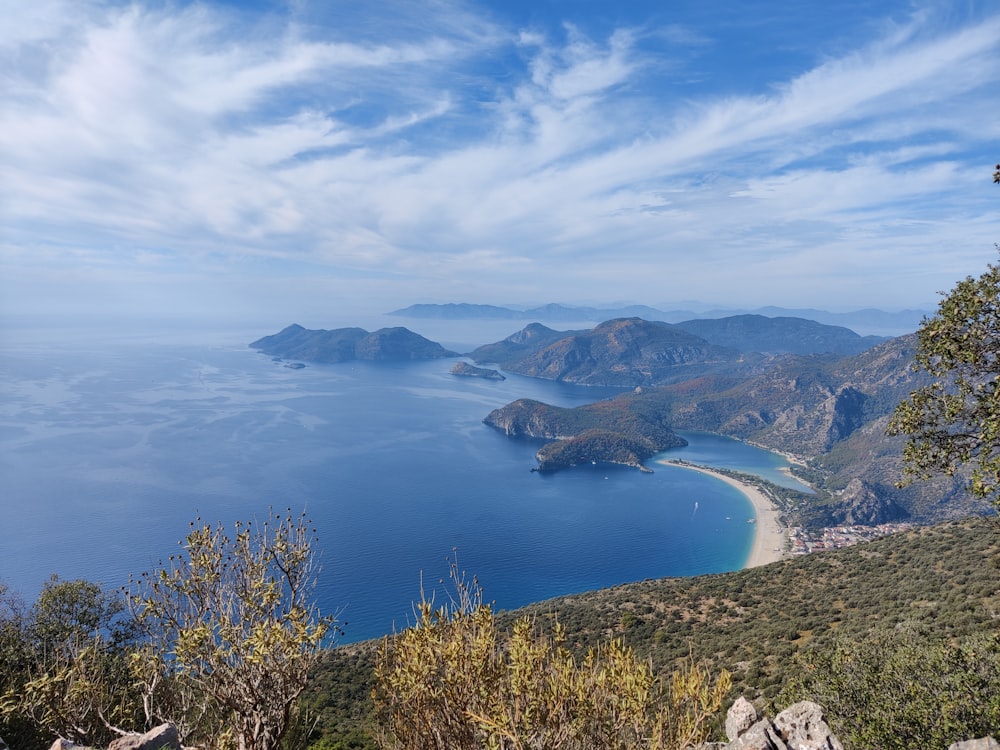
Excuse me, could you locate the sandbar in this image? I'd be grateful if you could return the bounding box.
[657,460,786,568]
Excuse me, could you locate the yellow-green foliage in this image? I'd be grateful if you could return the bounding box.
[129,509,335,750]
[0,576,142,749]
[372,566,730,750]
[3,639,141,747]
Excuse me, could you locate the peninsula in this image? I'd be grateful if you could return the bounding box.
[483,396,687,472]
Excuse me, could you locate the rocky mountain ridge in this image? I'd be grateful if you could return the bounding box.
[663,335,921,455]
[467,316,886,387]
[482,329,987,525]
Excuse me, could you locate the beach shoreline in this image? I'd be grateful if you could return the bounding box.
[657,460,786,568]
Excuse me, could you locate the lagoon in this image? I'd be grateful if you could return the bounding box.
[0,321,808,643]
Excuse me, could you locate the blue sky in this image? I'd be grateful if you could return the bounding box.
[2,0,999,324]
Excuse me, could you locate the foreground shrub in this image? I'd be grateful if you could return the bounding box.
[373,564,730,750]
[0,577,142,749]
[128,509,336,750]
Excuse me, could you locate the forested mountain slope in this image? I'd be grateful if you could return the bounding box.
[673,314,885,355]
[484,332,989,523]
[471,317,754,386]
[468,315,887,386]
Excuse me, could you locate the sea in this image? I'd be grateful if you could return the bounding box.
[0,316,811,643]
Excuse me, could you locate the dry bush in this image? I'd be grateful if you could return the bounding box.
[373,562,730,750]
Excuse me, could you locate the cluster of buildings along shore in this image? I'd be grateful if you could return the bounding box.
[786,523,915,556]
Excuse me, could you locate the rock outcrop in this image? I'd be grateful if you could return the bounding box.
[726,697,760,741]
[949,739,1000,750]
[42,725,183,750]
[24,712,999,750]
[107,725,181,750]
[703,699,843,750]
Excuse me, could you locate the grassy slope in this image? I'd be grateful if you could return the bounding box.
[303,515,1000,747]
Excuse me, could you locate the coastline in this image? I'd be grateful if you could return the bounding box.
[657,460,786,568]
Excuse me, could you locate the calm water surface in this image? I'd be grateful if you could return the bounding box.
[0,321,805,642]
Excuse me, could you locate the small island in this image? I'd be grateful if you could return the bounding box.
[250,324,458,363]
[450,362,505,380]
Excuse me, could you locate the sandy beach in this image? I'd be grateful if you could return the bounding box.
[658,460,786,568]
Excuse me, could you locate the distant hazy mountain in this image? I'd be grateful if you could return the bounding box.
[250,324,457,363]
[468,315,886,384]
[673,314,885,355]
[388,303,525,319]
[706,306,929,338]
[389,302,698,323]
[388,302,929,337]
[521,303,678,321]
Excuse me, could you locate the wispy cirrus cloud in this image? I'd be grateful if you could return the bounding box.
[1,0,998,319]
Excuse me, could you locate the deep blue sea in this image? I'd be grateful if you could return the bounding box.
[0,319,810,643]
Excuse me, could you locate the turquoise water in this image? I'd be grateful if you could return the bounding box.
[670,431,813,492]
[0,325,804,643]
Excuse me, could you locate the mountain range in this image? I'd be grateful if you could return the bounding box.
[467,316,883,384]
[474,317,986,526]
[389,302,928,337]
[470,318,755,387]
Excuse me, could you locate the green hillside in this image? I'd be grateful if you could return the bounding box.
[303,515,1000,748]
[481,332,990,525]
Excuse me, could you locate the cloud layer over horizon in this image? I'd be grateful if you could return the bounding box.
[3,0,999,323]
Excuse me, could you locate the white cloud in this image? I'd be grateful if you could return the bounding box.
[1,1,999,319]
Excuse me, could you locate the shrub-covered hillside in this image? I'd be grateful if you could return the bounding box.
[304,516,1000,748]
